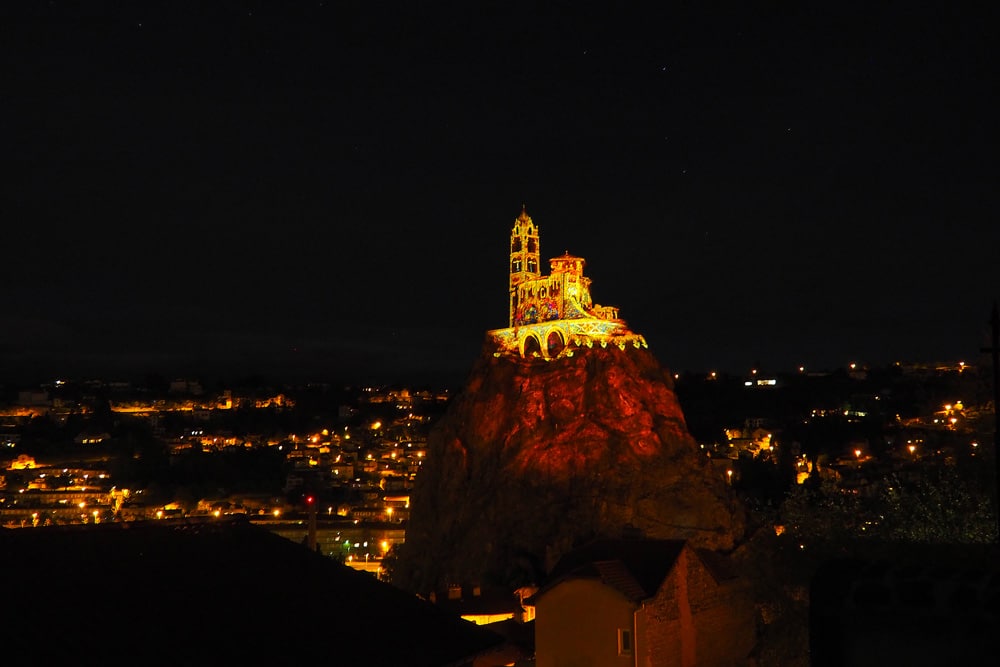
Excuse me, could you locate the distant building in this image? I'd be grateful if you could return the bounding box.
[16,390,50,407]
[168,379,203,395]
[428,583,528,625]
[896,360,973,377]
[6,454,37,470]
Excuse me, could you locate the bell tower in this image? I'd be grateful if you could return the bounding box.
[509,206,541,326]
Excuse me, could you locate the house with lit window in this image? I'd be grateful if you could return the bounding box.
[529,538,756,667]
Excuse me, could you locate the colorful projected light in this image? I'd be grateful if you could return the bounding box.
[488,207,647,359]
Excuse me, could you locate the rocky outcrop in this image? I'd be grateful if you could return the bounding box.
[393,341,745,594]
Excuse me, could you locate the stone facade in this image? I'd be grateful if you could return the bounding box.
[532,540,756,667]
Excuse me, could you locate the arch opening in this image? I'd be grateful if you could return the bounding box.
[523,335,542,358]
[546,330,565,357]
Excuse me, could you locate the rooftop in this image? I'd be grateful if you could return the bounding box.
[0,518,503,665]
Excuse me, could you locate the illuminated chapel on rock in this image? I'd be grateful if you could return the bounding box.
[488,207,647,359]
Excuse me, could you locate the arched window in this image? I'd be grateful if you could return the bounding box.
[527,238,536,253]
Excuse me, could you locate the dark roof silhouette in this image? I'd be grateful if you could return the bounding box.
[0,519,503,666]
[531,538,690,603]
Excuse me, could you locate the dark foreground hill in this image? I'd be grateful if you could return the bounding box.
[0,519,502,666]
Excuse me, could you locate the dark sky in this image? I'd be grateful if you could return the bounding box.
[2,1,997,385]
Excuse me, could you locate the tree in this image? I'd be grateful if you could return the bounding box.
[780,461,996,545]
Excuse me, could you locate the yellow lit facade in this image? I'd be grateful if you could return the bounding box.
[489,207,647,359]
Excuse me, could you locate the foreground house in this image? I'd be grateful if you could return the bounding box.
[530,538,755,667]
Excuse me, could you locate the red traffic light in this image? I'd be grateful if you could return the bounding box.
[305,495,314,505]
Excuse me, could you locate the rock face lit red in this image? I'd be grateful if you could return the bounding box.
[394,342,745,594]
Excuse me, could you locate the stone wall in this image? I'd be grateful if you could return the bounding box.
[640,549,756,667]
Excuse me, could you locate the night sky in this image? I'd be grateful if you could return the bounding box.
[3,2,997,385]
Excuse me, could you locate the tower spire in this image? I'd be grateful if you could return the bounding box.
[509,206,540,326]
